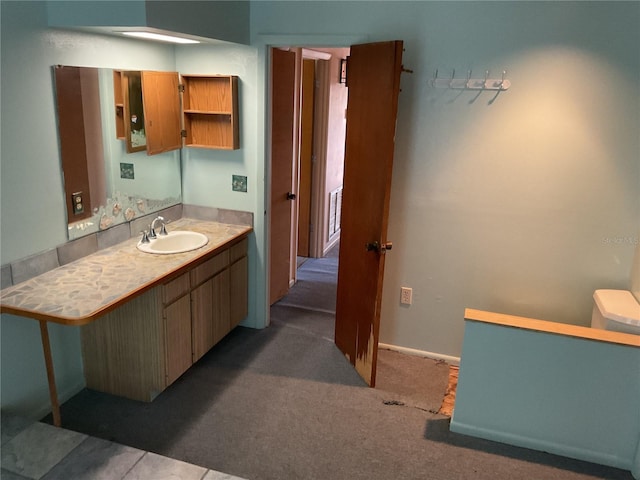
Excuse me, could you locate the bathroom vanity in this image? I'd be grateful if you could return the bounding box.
[0,218,251,422]
[81,234,248,402]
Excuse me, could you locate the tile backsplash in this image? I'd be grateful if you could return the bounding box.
[1,205,252,289]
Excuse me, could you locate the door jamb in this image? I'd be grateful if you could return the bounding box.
[262,35,366,327]
[308,55,331,258]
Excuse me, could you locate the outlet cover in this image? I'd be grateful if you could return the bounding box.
[400,287,413,305]
[71,192,84,215]
[120,163,134,179]
[232,175,247,192]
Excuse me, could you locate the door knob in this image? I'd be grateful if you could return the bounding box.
[365,241,393,254]
[287,192,296,200]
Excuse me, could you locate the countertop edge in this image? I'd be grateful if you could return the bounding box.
[464,308,640,348]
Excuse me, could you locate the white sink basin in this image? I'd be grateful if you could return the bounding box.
[137,231,209,255]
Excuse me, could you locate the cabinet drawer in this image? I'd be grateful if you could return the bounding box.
[163,272,190,306]
[190,250,229,287]
[229,238,248,263]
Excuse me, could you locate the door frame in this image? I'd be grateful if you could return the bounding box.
[300,49,332,260]
[261,34,366,324]
[268,46,335,304]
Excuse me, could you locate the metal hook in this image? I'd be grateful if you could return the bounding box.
[466,69,472,89]
[483,70,490,88]
[449,69,456,87]
[500,70,507,88]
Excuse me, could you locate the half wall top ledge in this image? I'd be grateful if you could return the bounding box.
[46,0,250,45]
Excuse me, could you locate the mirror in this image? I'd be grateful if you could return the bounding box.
[54,66,182,240]
[123,71,147,153]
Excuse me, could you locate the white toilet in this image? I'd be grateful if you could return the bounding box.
[591,240,640,335]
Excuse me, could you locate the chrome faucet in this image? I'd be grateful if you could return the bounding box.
[149,216,168,239]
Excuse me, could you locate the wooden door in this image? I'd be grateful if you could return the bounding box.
[269,49,297,304]
[334,41,404,387]
[54,65,94,222]
[297,59,315,257]
[141,71,182,155]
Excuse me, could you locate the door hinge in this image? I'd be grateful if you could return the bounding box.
[181,129,187,138]
[178,84,185,93]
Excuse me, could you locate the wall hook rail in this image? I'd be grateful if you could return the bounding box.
[431,68,510,91]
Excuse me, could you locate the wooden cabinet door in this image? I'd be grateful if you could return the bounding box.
[164,294,192,386]
[191,270,231,362]
[191,279,214,362]
[212,269,231,345]
[230,256,248,328]
[141,71,182,155]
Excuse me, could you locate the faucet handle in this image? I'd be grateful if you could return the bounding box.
[159,224,168,235]
[140,231,150,243]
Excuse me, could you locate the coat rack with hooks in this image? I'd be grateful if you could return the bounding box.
[431,69,510,91]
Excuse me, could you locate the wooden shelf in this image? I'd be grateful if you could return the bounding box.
[183,109,231,115]
[181,75,239,150]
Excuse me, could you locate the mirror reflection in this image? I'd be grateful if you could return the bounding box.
[123,71,147,152]
[54,66,182,240]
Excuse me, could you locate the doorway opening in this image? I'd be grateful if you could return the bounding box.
[269,41,405,387]
[269,46,350,322]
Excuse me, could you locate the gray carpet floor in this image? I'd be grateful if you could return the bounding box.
[45,248,634,480]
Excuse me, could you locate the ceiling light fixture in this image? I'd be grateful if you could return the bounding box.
[121,32,200,44]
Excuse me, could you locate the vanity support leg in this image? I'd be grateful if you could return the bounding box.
[39,320,61,427]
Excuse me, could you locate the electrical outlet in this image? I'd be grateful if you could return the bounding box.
[71,192,84,215]
[400,287,412,305]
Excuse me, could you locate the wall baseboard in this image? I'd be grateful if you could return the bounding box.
[24,380,85,422]
[378,343,460,366]
[450,420,633,473]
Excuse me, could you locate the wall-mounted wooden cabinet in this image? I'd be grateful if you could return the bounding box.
[181,75,239,150]
[114,71,239,155]
[81,238,248,402]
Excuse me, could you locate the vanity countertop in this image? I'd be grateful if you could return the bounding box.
[0,218,252,326]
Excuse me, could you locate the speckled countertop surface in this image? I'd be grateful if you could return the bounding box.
[0,219,252,325]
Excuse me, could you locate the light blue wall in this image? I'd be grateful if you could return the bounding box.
[176,44,264,328]
[251,1,640,358]
[451,320,640,474]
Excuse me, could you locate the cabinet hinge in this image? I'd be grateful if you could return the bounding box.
[181,130,187,138]
[178,84,185,93]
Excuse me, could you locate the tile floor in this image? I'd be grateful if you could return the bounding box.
[1,414,245,480]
